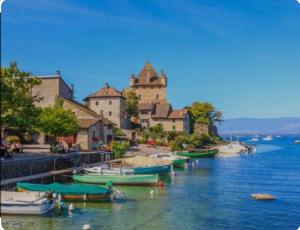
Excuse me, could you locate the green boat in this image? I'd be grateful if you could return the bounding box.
[177,149,218,158]
[73,174,160,186]
[17,182,113,202]
[172,158,187,167]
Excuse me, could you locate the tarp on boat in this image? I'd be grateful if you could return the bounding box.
[17,183,110,195]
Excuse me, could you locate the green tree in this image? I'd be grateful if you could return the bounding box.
[122,89,139,120]
[37,97,79,137]
[189,102,223,126]
[1,62,42,135]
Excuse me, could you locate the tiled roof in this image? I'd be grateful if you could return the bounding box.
[138,103,154,111]
[168,109,188,119]
[85,83,122,99]
[78,119,99,129]
[151,103,171,118]
[134,62,163,85]
[61,97,115,125]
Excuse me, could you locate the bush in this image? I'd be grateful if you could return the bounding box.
[113,127,126,136]
[22,132,33,143]
[156,139,166,146]
[111,141,129,159]
[200,134,215,145]
[5,135,20,144]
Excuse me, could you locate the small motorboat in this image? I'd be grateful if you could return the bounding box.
[177,149,218,158]
[17,182,114,202]
[84,165,134,175]
[73,174,160,186]
[294,140,300,144]
[217,142,248,154]
[1,191,55,215]
[249,137,259,142]
[263,136,273,141]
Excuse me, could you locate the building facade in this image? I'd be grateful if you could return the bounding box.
[130,62,190,133]
[32,74,114,150]
[84,83,126,129]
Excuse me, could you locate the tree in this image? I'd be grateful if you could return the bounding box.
[189,102,223,126]
[122,89,139,120]
[37,97,79,137]
[0,62,42,136]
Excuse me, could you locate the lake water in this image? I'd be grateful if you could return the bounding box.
[2,136,300,230]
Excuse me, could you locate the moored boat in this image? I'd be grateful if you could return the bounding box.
[17,182,113,202]
[73,174,160,186]
[177,149,218,158]
[1,191,55,215]
[84,165,134,175]
[263,135,273,141]
[148,153,187,167]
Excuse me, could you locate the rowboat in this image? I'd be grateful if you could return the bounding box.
[148,153,187,167]
[17,182,113,202]
[133,164,172,174]
[73,174,160,186]
[84,165,134,175]
[1,191,55,215]
[177,149,218,158]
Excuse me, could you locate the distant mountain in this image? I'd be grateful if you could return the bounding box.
[217,117,300,135]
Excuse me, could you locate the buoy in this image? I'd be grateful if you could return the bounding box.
[82,224,91,230]
[68,203,75,211]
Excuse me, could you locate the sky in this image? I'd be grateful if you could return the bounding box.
[2,0,300,119]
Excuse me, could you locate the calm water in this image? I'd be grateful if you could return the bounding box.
[3,136,300,230]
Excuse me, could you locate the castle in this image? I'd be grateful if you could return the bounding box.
[129,62,190,133]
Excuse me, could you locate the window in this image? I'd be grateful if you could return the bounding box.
[109,111,112,116]
[172,125,176,131]
[109,100,112,105]
[173,119,175,123]
[92,130,96,138]
[156,94,159,99]
[95,101,99,106]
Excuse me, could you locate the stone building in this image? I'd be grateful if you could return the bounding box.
[32,71,73,107]
[32,74,114,150]
[130,62,190,133]
[84,83,126,129]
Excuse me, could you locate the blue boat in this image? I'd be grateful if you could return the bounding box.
[133,164,172,174]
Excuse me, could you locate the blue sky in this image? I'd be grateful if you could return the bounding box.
[2,0,300,119]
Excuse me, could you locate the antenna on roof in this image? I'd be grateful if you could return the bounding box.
[56,70,61,77]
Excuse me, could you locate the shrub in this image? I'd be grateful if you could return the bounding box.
[5,135,20,144]
[200,134,214,145]
[156,139,166,146]
[22,132,33,143]
[111,141,129,159]
[113,127,126,136]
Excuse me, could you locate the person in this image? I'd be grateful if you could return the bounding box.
[0,139,8,158]
[11,141,23,153]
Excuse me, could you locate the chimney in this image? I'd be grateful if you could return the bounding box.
[56,70,61,77]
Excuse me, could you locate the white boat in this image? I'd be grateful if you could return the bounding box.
[84,165,134,175]
[263,135,273,141]
[1,191,55,215]
[218,142,248,154]
[249,137,259,142]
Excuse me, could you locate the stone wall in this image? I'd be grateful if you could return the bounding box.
[133,86,166,104]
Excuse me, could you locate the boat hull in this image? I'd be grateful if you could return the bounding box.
[133,164,172,174]
[172,158,186,167]
[73,174,159,186]
[177,150,217,158]
[16,183,112,202]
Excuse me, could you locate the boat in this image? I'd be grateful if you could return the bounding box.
[294,140,300,144]
[217,142,248,154]
[249,137,259,142]
[263,135,273,141]
[176,149,218,158]
[84,165,134,175]
[110,156,173,174]
[17,182,113,202]
[148,153,188,167]
[251,194,276,200]
[1,191,55,215]
[73,174,160,186]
